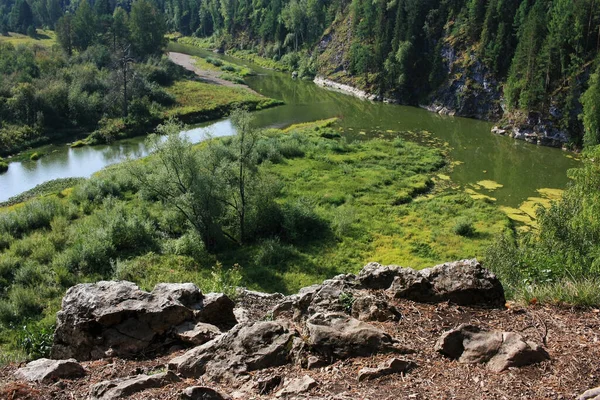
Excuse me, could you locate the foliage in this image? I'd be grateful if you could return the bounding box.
[16,323,54,359]
[210,262,242,298]
[453,218,476,237]
[486,146,600,306]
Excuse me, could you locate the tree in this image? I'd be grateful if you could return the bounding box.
[55,14,74,56]
[9,0,35,34]
[111,7,129,51]
[72,0,97,51]
[581,62,600,147]
[129,0,166,58]
[133,120,226,252]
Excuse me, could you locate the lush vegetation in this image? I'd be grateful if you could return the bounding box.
[160,0,600,146]
[487,145,600,307]
[0,113,511,361]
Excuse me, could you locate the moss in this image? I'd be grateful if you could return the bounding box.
[70,140,87,148]
[29,152,41,161]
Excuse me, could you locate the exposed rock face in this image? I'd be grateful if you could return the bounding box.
[274,375,317,398]
[51,281,235,361]
[306,313,411,360]
[435,324,550,372]
[180,386,230,400]
[494,111,571,148]
[14,358,85,383]
[89,371,181,399]
[357,358,417,382]
[351,294,402,322]
[174,321,221,345]
[389,259,505,307]
[169,321,300,380]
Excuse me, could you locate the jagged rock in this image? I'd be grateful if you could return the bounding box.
[435,324,550,372]
[578,387,600,400]
[387,259,505,307]
[357,358,416,382]
[275,375,317,398]
[356,262,401,290]
[272,275,357,321]
[196,293,237,329]
[174,321,221,345]
[51,281,237,361]
[257,375,282,395]
[306,313,411,360]
[351,295,401,322]
[169,321,299,380]
[180,386,230,400]
[14,358,85,383]
[89,371,181,399]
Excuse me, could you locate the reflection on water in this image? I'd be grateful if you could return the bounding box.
[0,43,580,206]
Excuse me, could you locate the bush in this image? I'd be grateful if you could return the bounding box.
[281,199,329,244]
[453,218,476,237]
[0,160,8,173]
[205,57,223,67]
[210,262,242,298]
[254,238,296,266]
[0,198,66,237]
[16,323,54,359]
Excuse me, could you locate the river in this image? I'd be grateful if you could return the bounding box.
[0,42,580,206]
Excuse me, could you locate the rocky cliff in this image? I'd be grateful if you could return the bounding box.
[3,259,600,399]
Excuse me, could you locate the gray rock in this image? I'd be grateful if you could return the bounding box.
[180,386,230,400]
[356,262,401,290]
[275,375,317,398]
[89,371,181,399]
[174,321,221,345]
[578,387,600,400]
[196,293,237,329]
[152,283,203,308]
[387,259,505,307]
[435,324,550,372]
[170,321,299,380]
[357,358,416,382]
[351,295,401,322]
[306,355,328,369]
[306,313,411,360]
[51,281,195,360]
[14,358,85,383]
[256,375,282,395]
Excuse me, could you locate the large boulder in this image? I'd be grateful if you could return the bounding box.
[89,371,181,399]
[435,324,550,372]
[306,313,411,360]
[169,320,300,380]
[51,281,236,360]
[387,259,505,307]
[351,294,401,322]
[14,358,85,383]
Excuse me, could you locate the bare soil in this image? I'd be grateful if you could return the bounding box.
[1,298,599,399]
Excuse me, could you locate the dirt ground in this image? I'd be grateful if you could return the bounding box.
[1,298,599,400]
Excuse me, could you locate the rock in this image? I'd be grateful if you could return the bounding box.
[257,375,282,395]
[578,387,600,400]
[51,281,196,360]
[14,358,85,383]
[180,386,230,400]
[356,262,401,290]
[152,283,203,308]
[170,321,299,380]
[51,280,237,361]
[89,371,181,399]
[306,355,328,369]
[306,313,410,360]
[174,321,221,345]
[388,259,505,307]
[435,324,550,372]
[357,358,416,382]
[196,293,237,329]
[291,71,298,79]
[351,295,401,322]
[275,375,317,398]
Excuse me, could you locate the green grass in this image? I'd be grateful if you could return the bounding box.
[227,49,288,71]
[0,30,56,47]
[0,178,85,208]
[164,80,282,120]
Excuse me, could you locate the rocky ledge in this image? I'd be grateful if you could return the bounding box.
[491,111,570,148]
[2,259,600,399]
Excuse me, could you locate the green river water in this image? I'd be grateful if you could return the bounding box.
[0,42,580,207]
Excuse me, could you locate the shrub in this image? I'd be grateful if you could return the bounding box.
[29,152,41,161]
[163,231,208,261]
[281,199,329,244]
[332,206,356,237]
[16,323,54,359]
[0,160,8,173]
[254,238,296,266]
[0,198,66,237]
[210,262,242,298]
[453,218,476,237]
[220,65,236,72]
[205,57,223,67]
